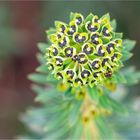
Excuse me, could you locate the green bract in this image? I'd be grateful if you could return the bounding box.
[45,12,123,87]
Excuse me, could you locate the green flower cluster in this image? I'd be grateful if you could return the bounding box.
[46,13,123,87]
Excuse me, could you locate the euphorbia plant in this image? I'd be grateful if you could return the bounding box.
[19,12,140,140]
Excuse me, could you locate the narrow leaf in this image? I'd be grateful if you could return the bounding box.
[46,28,56,37]
[123,39,136,51]
[28,73,56,84]
[122,51,133,61]
[37,43,49,53]
[111,19,117,31]
[69,100,82,126]
[36,64,48,73]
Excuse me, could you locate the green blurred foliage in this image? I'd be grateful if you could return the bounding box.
[0,6,20,59]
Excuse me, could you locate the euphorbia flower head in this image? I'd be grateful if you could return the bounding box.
[46,12,123,87]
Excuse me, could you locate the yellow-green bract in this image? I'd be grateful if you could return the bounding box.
[45,12,123,87]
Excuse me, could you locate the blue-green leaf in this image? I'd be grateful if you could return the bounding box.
[88,87,100,101]
[46,28,56,38]
[28,73,56,84]
[69,100,82,126]
[122,67,140,85]
[38,43,49,53]
[36,53,46,64]
[36,64,48,73]
[123,39,136,51]
[121,51,133,61]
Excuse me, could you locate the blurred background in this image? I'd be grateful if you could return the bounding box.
[0,1,140,139]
